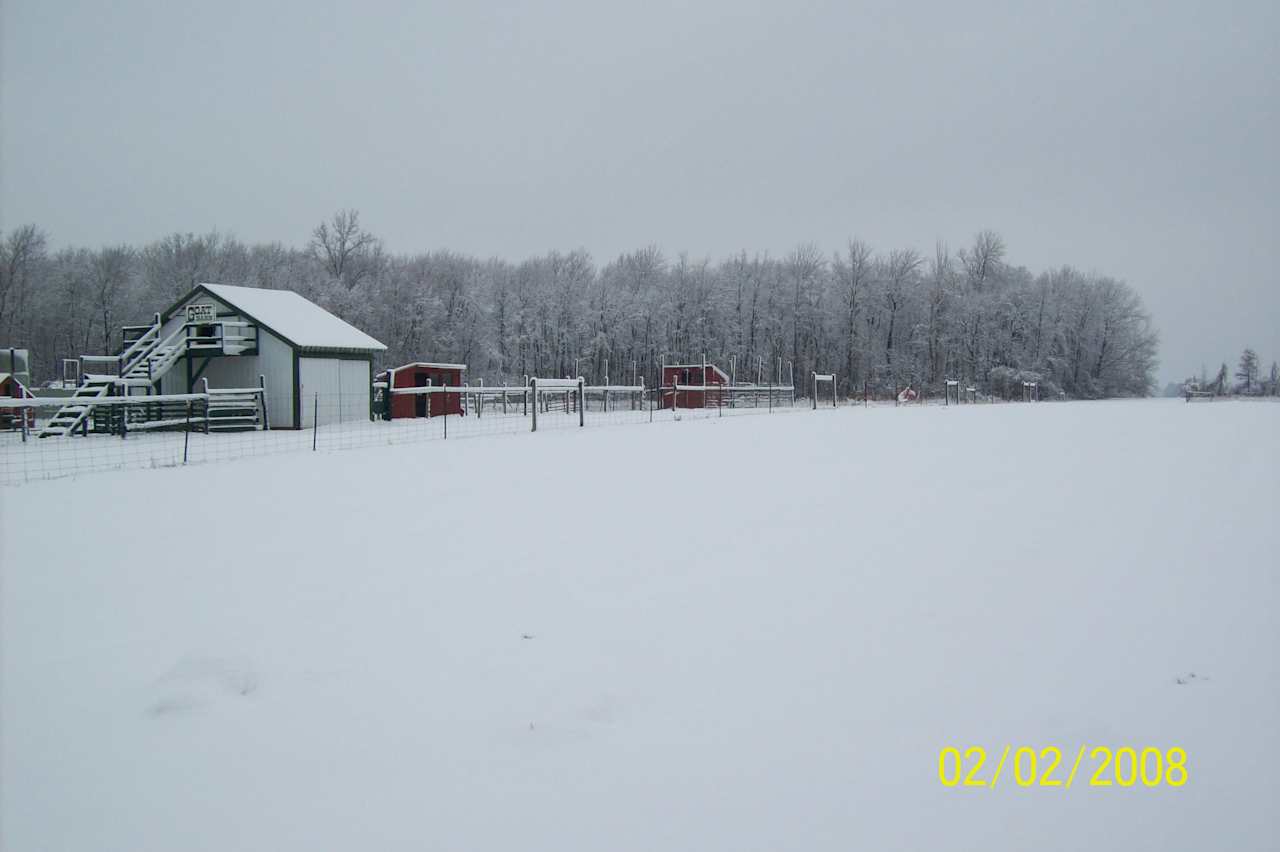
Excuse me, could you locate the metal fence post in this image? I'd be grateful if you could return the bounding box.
[578,377,585,427]
[530,378,538,432]
[183,401,192,464]
[312,393,318,450]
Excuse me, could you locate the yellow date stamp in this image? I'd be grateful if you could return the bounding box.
[938,746,1187,789]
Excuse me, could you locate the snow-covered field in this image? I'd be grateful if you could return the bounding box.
[2,399,1276,851]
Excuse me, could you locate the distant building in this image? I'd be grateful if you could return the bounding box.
[660,363,729,409]
[376,362,467,418]
[0,369,35,429]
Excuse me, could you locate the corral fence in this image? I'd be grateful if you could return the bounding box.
[0,371,1058,486]
[1,376,804,486]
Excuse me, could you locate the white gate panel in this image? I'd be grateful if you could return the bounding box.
[299,357,371,427]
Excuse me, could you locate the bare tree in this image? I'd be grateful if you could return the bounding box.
[959,230,1005,292]
[89,246,136,352]
[881,247,923,375]
[0,225,49,340]
[142,231,224,302]
[834,240,873,391]
[924,241,953,383]
[786,243,826,384]
[310,209,383,289]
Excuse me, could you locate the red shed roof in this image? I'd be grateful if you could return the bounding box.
[389,362,467,371]
[0,373,32,396]
[664,363,730,382]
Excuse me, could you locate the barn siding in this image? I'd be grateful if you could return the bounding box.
[158,326,297,428]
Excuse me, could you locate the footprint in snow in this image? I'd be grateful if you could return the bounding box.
[147,655,259,717]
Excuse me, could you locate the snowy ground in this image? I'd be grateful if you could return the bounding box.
[2,399,1276,851]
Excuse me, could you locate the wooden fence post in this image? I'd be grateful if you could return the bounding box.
[259,374,270,430]
[530,378,538,432]
[201,377,211,433]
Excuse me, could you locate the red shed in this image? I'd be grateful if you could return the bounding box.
[661,363,729,408]
[378,362,467,418]
[0,372,35,430]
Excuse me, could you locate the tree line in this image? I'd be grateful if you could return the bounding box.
[0,212,1160,398]
[1171,348,1280,397]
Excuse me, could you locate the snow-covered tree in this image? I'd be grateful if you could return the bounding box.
[0,222,1163,399]
[1235,347,1259,394]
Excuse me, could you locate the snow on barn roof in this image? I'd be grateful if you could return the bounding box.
[665,363,731,382]
[182,284,386,351]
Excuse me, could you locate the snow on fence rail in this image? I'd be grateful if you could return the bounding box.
[0,392,213,408]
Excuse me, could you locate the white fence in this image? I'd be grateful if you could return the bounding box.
[0,378,814,486]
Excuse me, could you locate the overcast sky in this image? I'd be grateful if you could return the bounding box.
[2,0,1276,383]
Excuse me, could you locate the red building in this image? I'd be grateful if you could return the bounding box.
[378,362,467,418]
[0,372,34,429]
[661,363,729,408]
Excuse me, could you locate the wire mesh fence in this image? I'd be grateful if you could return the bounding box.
[0,379,810,486]
[657,384,796,421]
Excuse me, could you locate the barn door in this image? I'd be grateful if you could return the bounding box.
[415,373,428,417]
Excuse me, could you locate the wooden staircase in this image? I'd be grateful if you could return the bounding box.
[38,314,263,437]
[37,317,168,438]
[36,377,115,437]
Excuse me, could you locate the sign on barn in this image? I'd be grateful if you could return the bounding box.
[186,303,217,323]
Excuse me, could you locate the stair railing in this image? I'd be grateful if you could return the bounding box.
[113,313,163,374]
[125,321,189,377]
[135,320,258,381]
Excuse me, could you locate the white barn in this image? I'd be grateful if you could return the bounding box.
[157,284,386,429]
